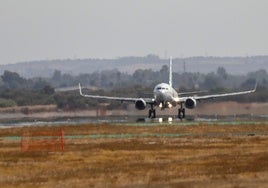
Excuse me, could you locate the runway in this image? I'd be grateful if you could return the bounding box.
[3,131,268,142]
[0,114,267,128]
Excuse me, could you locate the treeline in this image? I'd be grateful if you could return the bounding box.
[0,67,267,109]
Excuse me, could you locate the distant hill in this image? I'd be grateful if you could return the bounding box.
[0,55,268,78]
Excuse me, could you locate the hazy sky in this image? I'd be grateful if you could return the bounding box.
[0,0,268,64]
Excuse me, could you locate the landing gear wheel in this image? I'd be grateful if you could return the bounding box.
[178,108,185,120]
[149,109,156,118]
[148,104,156,119]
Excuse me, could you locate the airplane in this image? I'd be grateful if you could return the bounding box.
[79,57,257,119]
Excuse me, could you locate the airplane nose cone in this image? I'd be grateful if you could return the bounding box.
[155,90,165,101]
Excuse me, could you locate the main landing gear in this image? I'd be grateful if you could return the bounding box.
[147,103,186,120]
[148,104,156,118]
[178,103,185,120]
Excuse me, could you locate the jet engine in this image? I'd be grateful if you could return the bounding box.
[135,99,146,110]
[185,98,197,109]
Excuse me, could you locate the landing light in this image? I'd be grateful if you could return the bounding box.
[168,103,173,108]
[159,103,163,108]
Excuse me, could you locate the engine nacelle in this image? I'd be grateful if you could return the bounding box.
[135,99,146,110]
[185,98,197,109]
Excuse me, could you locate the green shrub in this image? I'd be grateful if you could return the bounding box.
[0,98,17,107]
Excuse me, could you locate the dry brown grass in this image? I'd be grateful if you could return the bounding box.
[1,122,268,187]
[0,105,57,114]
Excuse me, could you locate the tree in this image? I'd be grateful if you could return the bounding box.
[203,72,221,90]
[52,70,62,81]
[41,85,55,95]
[217,67,227,79]
[1,71,28,89]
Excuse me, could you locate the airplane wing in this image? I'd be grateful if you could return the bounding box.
[178,83,257,102]
[178,90,208,95]
[78,84,154,103]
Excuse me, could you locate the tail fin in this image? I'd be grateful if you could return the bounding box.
[169,56,173,87]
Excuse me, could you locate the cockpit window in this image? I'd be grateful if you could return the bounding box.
[157,87,168,90]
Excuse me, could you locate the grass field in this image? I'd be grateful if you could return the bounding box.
[1,122,268,187]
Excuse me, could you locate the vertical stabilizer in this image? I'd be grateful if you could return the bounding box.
[169,56,173,87]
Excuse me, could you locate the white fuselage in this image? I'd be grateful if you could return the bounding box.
[153,83,178,108]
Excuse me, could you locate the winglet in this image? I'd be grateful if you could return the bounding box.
[254,82,258,92]
[78,83,83,96]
